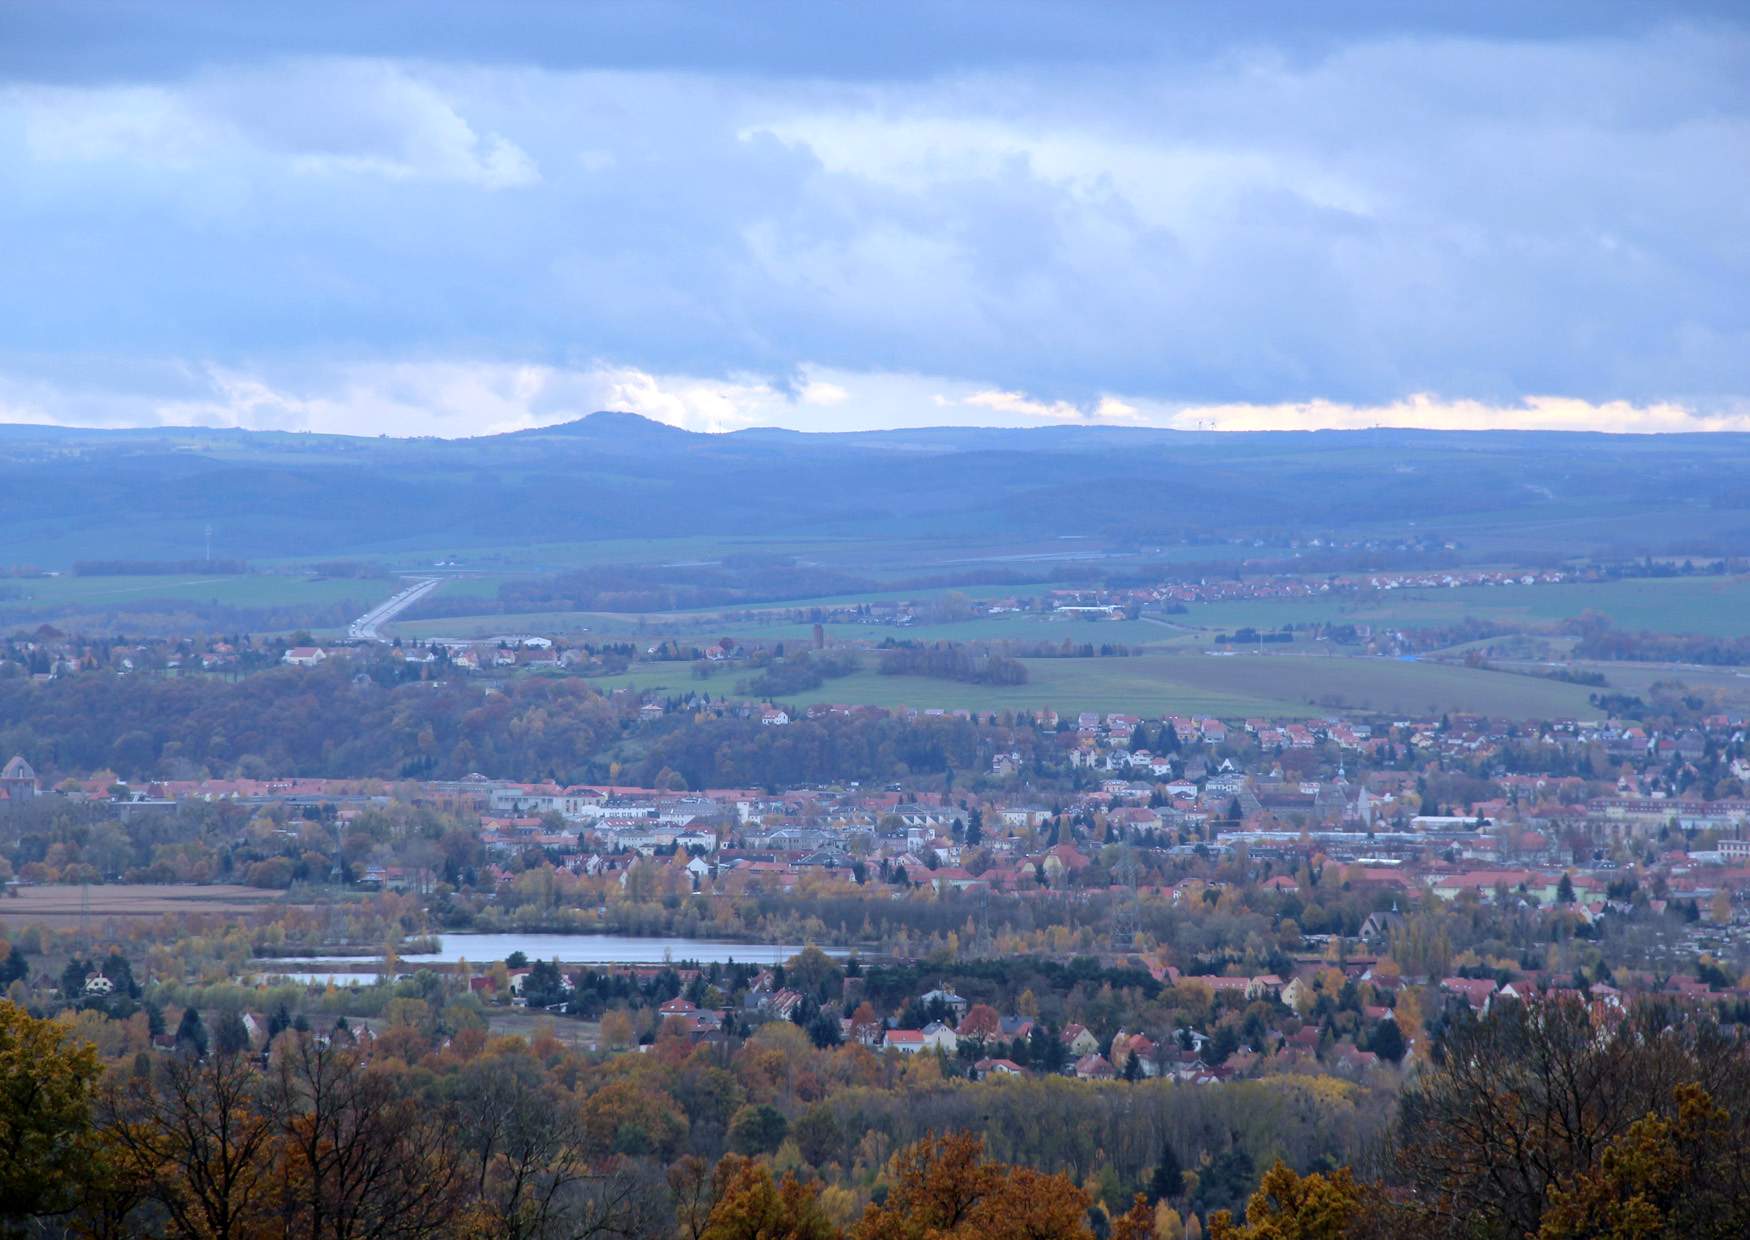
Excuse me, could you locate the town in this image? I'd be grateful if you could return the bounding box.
[8,639,1750,1233]
[6,2,1748,1233]
[6,643,1750,1060]
[8,568,1750,1232]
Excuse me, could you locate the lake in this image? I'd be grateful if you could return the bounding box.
[265,932,848,968]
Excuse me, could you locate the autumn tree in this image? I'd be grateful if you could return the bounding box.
[1207,1161,1367,1240]
[0,999,101,1226]
[670,1155,717,1240]
[786,947,842,1000]
[1111,1193,1157,1240]
[700,1154,837,1240]
[264,1031,467,1239]
[599,1009,635,1050]
[1537,1083,1750,1239]
[452,1046,667,1240]
[98,1047,280,1239]
[582,1079,687,1160]
[791,1104,845,1168]
[957,1004,1002,1043]
[851,1132,1092,1240]
[1393,997,1750,1238]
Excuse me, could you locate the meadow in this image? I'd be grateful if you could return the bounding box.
[390,572,1750,647]
[1180,574,1750,638]
[0,571,404,627]
[390,570,1750,722]
[587,648,1604,720]
[343,529,1260,580]
[395,608,1169,648]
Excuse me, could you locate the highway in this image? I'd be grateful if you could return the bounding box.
[348,577,441,642]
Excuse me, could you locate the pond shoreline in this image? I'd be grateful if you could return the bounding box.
[251,930,868,970]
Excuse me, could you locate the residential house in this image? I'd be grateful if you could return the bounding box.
[1062,1024,1101,1056]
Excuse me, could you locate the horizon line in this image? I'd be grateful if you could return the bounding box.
[5,410,1750,444]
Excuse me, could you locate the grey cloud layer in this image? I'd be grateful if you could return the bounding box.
[0,2,1745,431]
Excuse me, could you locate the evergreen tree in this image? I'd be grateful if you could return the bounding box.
[214,1011,251,1056]
[1032,1023,1067,1073]
[1371,1018,1406,1064]
[59,957,92,1001]
[806,1011,843,1049]
[100,951,139,998]
[1150,1141,1186,1202]
[0,942,26,987]
[174,1006,208,1057]
[1193,1146,1256,1217]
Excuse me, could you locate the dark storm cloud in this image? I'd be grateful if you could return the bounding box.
[0,1,1744,433]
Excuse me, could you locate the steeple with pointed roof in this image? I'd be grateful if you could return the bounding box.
[1,755,39,802]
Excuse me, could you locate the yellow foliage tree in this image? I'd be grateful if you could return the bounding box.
[0,999,101,1222]
[599,1009,635,1049]
[1155,1201,1185,1240]
[700,1154,837,1240]
[1207,1161,1366,1240]
[1537,1083,1750,1239]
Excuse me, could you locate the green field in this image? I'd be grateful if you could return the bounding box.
[392,573,1750,652]
[398,609,1172,646]
[1181,575,1750,639]
[0,572,402,620]
[1502,659,1750,712]
[585,649,1604,720]
[729,615,1172,646]
[393,610,616,639]
[351,531,1259,579]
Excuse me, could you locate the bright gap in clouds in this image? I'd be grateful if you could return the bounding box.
[0,362,1742,438]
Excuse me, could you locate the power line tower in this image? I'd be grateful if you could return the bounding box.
[326,886,346,948]
[77,880,91,959]
[1111,853,1141,956]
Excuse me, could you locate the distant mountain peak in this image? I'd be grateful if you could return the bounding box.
[524,410,697,438]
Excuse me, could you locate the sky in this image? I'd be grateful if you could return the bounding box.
[1,1,1746,437]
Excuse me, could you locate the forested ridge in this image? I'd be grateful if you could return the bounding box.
[12,418,1750,562]
[0,665,988,788]
[0,667,622,784]
[3,992,1747,1237]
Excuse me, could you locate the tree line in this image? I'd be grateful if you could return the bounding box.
[6,992,1747,1237]
[876,644,1028,686]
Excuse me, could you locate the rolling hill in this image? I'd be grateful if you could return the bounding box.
[3,414,1749,565]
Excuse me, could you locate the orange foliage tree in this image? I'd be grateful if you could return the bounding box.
[851,1132,1092,1240]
